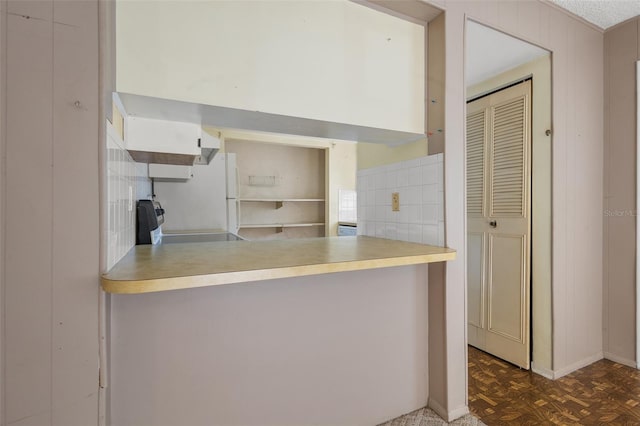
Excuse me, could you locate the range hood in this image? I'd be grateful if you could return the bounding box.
[127,150,197,166]
[122,109,221,166]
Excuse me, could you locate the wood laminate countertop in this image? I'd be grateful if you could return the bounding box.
[101,236,456,294]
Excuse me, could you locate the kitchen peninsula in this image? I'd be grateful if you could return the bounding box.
[105,236,455,425]
[101,236,455,294]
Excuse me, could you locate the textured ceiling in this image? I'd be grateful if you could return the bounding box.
[549,0,640,30]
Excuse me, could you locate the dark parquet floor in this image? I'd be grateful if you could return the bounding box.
[468,346,640,425]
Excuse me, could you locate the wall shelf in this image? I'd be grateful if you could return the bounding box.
[240,223,325,228]
[240,198,325,209]
[227,139,326,239]
[240,198,325,202]
[239,222,325,233]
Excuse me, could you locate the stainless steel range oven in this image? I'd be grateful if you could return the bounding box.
[136,200,164,245]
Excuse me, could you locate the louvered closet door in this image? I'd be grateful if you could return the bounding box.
[466,80,531,369]
[467,95,490,352]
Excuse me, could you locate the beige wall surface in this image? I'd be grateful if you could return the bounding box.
[110,266,429,426]
[0,0,5,422]
[424,0,604,418]
[1,1,101,425]
[468,55,553,374]
[603,17,639,367]
[427,13,445,154]
[357,139,428,170]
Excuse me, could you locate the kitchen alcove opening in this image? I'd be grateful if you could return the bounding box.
[225,138,327,241]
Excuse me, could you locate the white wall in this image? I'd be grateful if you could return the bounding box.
[116,0,425,133]
[427,0,604,418]
[154,155,227,232]
[2,1,101,424]
[110,266,429,426]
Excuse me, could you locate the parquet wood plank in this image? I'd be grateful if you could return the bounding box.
[468,346,640,425]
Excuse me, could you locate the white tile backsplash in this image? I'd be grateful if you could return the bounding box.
[423,164,439,185]
[357,153,445,246]
[408,166,422,186]
[106,126,152,271]
[397,168,409,187]
[423,184,438,203]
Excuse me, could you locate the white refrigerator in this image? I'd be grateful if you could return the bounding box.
[225,153,239,234]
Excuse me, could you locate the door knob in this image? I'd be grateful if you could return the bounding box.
[489,220,497,228]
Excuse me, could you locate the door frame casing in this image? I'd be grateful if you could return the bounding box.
[465,18,553,377]
[636,61,640,370]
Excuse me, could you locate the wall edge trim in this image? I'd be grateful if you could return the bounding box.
[604,351,637,369]
[531,362,554,379]
[428,397,469,422]
[552,352,604,379]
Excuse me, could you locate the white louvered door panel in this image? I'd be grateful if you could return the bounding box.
[467,110,486,217]
[491,97,527,216]
[466,95,490,350]
[466,80,531,369]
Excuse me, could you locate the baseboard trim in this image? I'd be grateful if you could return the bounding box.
[552,352,604,379]
[448,405,471,421]
[427,397,469,422]
[531,362,554,379]
[427,397,448,421]
[604,352,637,368]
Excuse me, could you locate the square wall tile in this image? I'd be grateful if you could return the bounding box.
[409,166,422,186]
[356,153,444,246]
[422,225,439,245]
[106,131,150,271]
[397,169,409,187]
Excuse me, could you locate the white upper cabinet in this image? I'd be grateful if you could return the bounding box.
[116,0,425,135]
